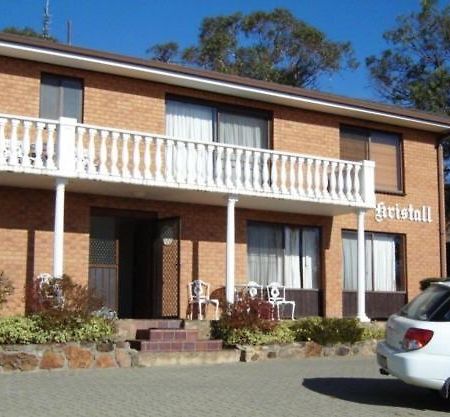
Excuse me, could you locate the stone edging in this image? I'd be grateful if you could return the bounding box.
[0,342,138,372]
[237,339,378,362]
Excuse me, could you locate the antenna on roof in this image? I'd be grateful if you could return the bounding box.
[66,20,72,45]
[42,0,51,39]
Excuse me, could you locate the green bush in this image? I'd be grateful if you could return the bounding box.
[0,271,14,309]
[212,296,295,346]
[361,323,385,341]
[291,317,366,345]
[217,321,295,346]
[0,314,115,345]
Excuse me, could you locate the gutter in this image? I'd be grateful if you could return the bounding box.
[437,135,448,277]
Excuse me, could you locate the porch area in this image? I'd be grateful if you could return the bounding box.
[0,113,378,320]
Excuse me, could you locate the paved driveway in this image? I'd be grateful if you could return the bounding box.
[0,357,448,417]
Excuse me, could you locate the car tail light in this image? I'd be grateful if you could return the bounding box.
[402,328,434,351]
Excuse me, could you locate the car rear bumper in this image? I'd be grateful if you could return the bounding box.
[377,341,445,391]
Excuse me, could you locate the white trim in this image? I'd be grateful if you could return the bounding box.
[0,41,449,133]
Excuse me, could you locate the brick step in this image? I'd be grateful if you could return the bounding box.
[135,329,199,342]
[129,339,223,353]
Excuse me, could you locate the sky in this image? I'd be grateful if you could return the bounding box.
[0,0,426,102]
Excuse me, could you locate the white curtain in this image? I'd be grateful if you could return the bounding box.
[343,232,395,292]
[218,112,268,148]
[302,228,319,289]
[165,100,214,182]
[166,100,214,141]
[284,227,301,288]
[365,236,373,291]
[247,224,283,286]
[342,232,357,291]
[373,234,396,291]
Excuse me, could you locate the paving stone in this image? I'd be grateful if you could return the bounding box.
[0,357,448,417]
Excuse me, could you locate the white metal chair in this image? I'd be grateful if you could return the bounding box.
[266,282,295,320]
[187,279,219,320]
[245,281,264,299]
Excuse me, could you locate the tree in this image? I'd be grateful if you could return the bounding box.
[2,26,58,42]
[148,8,357,89]
[366,0,450,115]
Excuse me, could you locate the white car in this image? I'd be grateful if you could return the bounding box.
[377,281,450,397]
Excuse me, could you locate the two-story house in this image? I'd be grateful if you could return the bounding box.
[0,33,448,321]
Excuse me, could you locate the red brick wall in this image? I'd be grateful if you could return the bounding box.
[0,55,443,318]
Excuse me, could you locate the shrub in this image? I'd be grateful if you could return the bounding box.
[212,296,295,346]
[361,323,385,341]
[291,317,365,345]
[218,321,295,346]
[220,295,276,331]
[27,274,103,315]
[0,271,14,309]
[0,314,115,344]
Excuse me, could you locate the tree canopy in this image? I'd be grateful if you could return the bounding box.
[2,26,57,42]
[148,8,357,89]
[366,0,450,115]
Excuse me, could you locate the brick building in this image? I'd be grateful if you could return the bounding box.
[0,33,448,320]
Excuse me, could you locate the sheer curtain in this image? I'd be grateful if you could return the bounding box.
[247,223,283,286]
[218,112,268,148]
[342,232,357,290]
[284,227,301,288]
[165,100,214,181]
[302,228,319,289]
[373,234,396,291]
[343,232,395,292]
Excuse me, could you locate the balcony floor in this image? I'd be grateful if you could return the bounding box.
[0,171,363,216]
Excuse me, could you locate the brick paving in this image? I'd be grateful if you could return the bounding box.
[0,357,449,417]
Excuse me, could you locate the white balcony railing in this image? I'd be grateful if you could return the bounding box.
[0,114,376,208]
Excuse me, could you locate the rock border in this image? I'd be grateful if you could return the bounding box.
[237,339,378,362]
[0,342,138,372]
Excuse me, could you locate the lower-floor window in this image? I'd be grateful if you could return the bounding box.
[342,231,405,292]
[247,222,320,289]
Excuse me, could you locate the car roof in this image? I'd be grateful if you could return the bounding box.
[433,281,450,289]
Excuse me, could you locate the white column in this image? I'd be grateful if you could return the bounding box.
[356,208,370,322]
[226,195,239,304]
[53,178,68,278]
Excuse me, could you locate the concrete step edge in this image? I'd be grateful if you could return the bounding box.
[137,349,240,367]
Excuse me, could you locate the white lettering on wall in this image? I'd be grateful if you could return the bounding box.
[375,202,432,223]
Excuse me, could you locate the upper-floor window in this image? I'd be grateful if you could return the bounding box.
[39,73,83,122]
[165,97,269,149]
[340,125,403,193]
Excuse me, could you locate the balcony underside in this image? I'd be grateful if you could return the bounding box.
[0,170,364,216]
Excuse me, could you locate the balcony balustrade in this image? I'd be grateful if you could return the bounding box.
[0,114,375,208]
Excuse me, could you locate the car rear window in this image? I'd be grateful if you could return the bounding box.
[400,285,450,321]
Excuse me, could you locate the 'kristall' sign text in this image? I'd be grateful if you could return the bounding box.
[375,202,432,223]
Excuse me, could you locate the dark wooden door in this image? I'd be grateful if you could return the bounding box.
[132,220,154,318]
